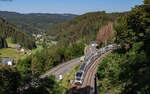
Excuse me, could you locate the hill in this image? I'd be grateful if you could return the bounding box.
[0,16,36,49]
[0,11,77,34]
[49,11,125,45]
[97,0,150,93]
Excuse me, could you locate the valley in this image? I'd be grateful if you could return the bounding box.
[0,0,150,94]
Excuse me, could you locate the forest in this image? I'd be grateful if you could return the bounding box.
[0,65,63,94]
[49,11,125,45]
[0,42,84,94]
[17,43,85,75]
[0,11,77,34]
[0,16,36,49]
[97,0,150,93]
[96,22,115,47]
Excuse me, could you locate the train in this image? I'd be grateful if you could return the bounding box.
[75,44,117,85]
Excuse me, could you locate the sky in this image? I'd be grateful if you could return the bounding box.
[0,0,143,14]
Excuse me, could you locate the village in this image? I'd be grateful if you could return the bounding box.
[0,34,57,66]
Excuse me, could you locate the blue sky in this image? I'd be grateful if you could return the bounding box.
[0,0,143,14]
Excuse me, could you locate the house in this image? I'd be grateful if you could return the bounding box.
[14,45,25,52]
[91,41,98,47]
[1,58,14,66]
[20,48,25,52]
[15,45,22,50]
[37,34,42,38]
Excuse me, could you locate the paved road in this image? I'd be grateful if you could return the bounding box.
[40,45,96,80]
[22,54,82,90]
[40,58,81,80]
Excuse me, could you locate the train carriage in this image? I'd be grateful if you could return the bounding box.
[75,44,117,85]
[75,71,84,84]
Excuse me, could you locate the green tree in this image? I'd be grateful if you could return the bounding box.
[97,1,150,93]
[0,66,21,94]
[22,76,62,94]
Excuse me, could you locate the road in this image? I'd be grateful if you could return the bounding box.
[40,45,96,80]
[40,58,81,80]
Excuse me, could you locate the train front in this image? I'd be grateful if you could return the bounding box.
[75,71,83,85]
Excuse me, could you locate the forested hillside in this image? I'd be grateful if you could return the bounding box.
[97,22,114,47]
[0,11,77,34]
[18,11,126,76]
[49,12,125,45]
[0,16,36,49]
[97,0,150,93]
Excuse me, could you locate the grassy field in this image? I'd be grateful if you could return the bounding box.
[59,63,82,94]
[0,48,24,62]
[0,37,43,62]
[0,38,25,62]
[6,37,18,48]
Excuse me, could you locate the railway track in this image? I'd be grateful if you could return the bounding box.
[40,46,96,80]
[70,51,112,94]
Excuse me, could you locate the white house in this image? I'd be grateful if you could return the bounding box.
[1,58,14,66]
[20,48,25,52]
[37,34,42,38]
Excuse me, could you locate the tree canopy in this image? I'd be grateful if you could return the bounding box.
[97,0,150,93]
[0,11,77,34]
[0,16,36,49]
[49,12,125,45]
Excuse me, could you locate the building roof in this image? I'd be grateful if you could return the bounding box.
[91,41,97,44]
[1,58,14,64]
[15,45,21,49]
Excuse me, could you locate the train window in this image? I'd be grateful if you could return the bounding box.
[80,63,87,71]
[76,78,81,81]
[76,72,83,77]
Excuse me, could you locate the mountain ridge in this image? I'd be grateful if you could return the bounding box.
[0,11,78,34]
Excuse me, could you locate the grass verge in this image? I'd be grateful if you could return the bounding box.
[59,62,82,94]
